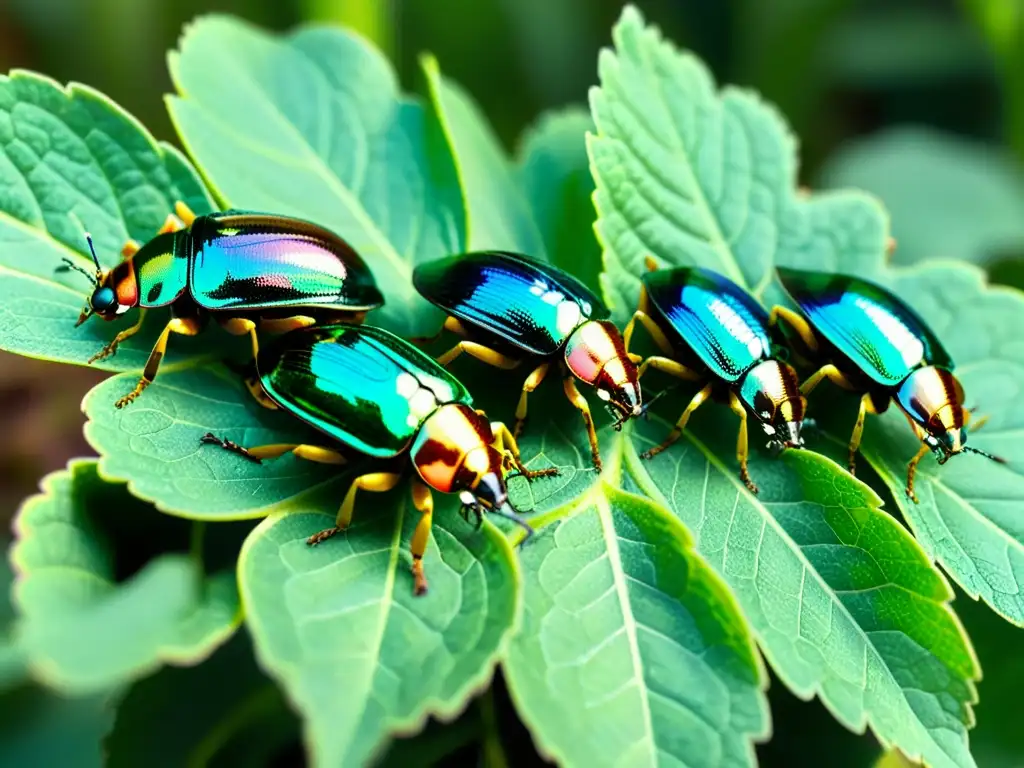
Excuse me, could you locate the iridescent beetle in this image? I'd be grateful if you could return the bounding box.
[771,267,1004,501]
[412,251,642,470]
[60,202,383,408]
[625,260,806,492]
[201,323,556,595]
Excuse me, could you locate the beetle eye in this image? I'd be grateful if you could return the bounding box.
[90,286,118,313]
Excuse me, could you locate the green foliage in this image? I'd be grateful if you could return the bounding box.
[820,127,1024,267]
[1,4,1023,767]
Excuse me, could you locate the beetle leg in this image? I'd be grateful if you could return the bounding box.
[307,471,403,545]
[562,375,603,471]
[199,433,347,465]
[489,419,559,480]
[623,289,675,357]
[905,444,930,504]
[642,382,713,460]
[259,315,317,335]
[409,480,435,595]
[437,341,521,370]
[88,309,147,364]
[156,213,186,235]
[218,317,260,361]
[845,393,877,476]
[636,355,700,382]
[121,239,141,259]
[114,315,203,408]
[408,315,466,347]
[768,305,819,354]
[514,362,551,438]
[799,363,854,396]
[174,201,198,228]
[727,392,759,494]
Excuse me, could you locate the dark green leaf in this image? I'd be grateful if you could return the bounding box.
[0,70,213,368]
[238,507,520,767]
[167,16,465,337]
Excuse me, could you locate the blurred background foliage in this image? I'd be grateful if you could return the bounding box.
[1,1,1022,764]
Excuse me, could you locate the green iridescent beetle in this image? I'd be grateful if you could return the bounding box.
[60,202,383,408]
[201,323,557,595]
[771,267,1004,501]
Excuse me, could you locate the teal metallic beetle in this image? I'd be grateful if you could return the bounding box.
[624,259,806,493]
[771,267,1003,501]
[61,202,383,408]
[413,251,642,471]
[201,323,556,595]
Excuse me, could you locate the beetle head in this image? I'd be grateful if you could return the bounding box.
[738,359,806,450]
[564,320,643,429]
[62,233,132,325]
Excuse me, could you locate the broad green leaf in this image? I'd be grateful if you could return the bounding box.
[628,422,978,768]
[167,16,465,337]
[0,685,119,768]
[503,457,769,767]
[84,365,343,519]
[11,461,241,694]
[107,631,299,768]
[590,8,980,765]
[0,538,26,692]
[516,107,601,289]
[819,127,1024,267]
[422,56,546,256]
[0,70,214,368]
[239,507,520,767]
[588,6,888,323]
[854,264,1024,626]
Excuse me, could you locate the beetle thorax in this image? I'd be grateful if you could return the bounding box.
[410,404,499,494]
[896,366,966,444]
[738,359,806,447]
[564,320,643,420]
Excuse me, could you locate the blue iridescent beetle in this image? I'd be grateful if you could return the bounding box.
[61,202,383,408]
[624,259,806,492]
[770,267,1004,501]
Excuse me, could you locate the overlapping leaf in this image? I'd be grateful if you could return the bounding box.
[589,6,983,766]
[819,127,1024,267]
[516,107,601,289]
[239,507,519,767]
[167,16,466,337]
[422,56,545,256]
[503,445,769,767]
[10,461,240,694]
[0,70,213,367]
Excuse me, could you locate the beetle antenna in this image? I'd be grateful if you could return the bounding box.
[965,445,1006,464]
[84,233,103,273]
[58,257,99,284]
[491,503,534,546]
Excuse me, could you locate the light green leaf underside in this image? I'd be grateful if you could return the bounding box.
[10,461,240,694]
[588,5,888,321]
[854,263,1024,626]
[819,127,1024,267]
[422,55,546,257]
[167,15,465,337]
[83,366,345,520]
[0,69,213,368]
[239,507,519,767]
[503,457,769,768]
[516,107,602,290]
[627,416,977,768]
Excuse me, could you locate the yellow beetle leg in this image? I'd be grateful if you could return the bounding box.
[642,382,713,460]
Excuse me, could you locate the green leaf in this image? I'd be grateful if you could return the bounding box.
[0,70,214,368]
[854,264,1024,626]
[83,366,343,519]
[588,5,888,323]
[0,685,119,768]
[10,460,240,694]
[589,7,981,766]
[167,16,465,337]
[503,465,769,766]
[819,127,1024,267]
[516,107,602,290]
[422,55,545,256]
[107,631,299,768]
[238,507,520,767]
